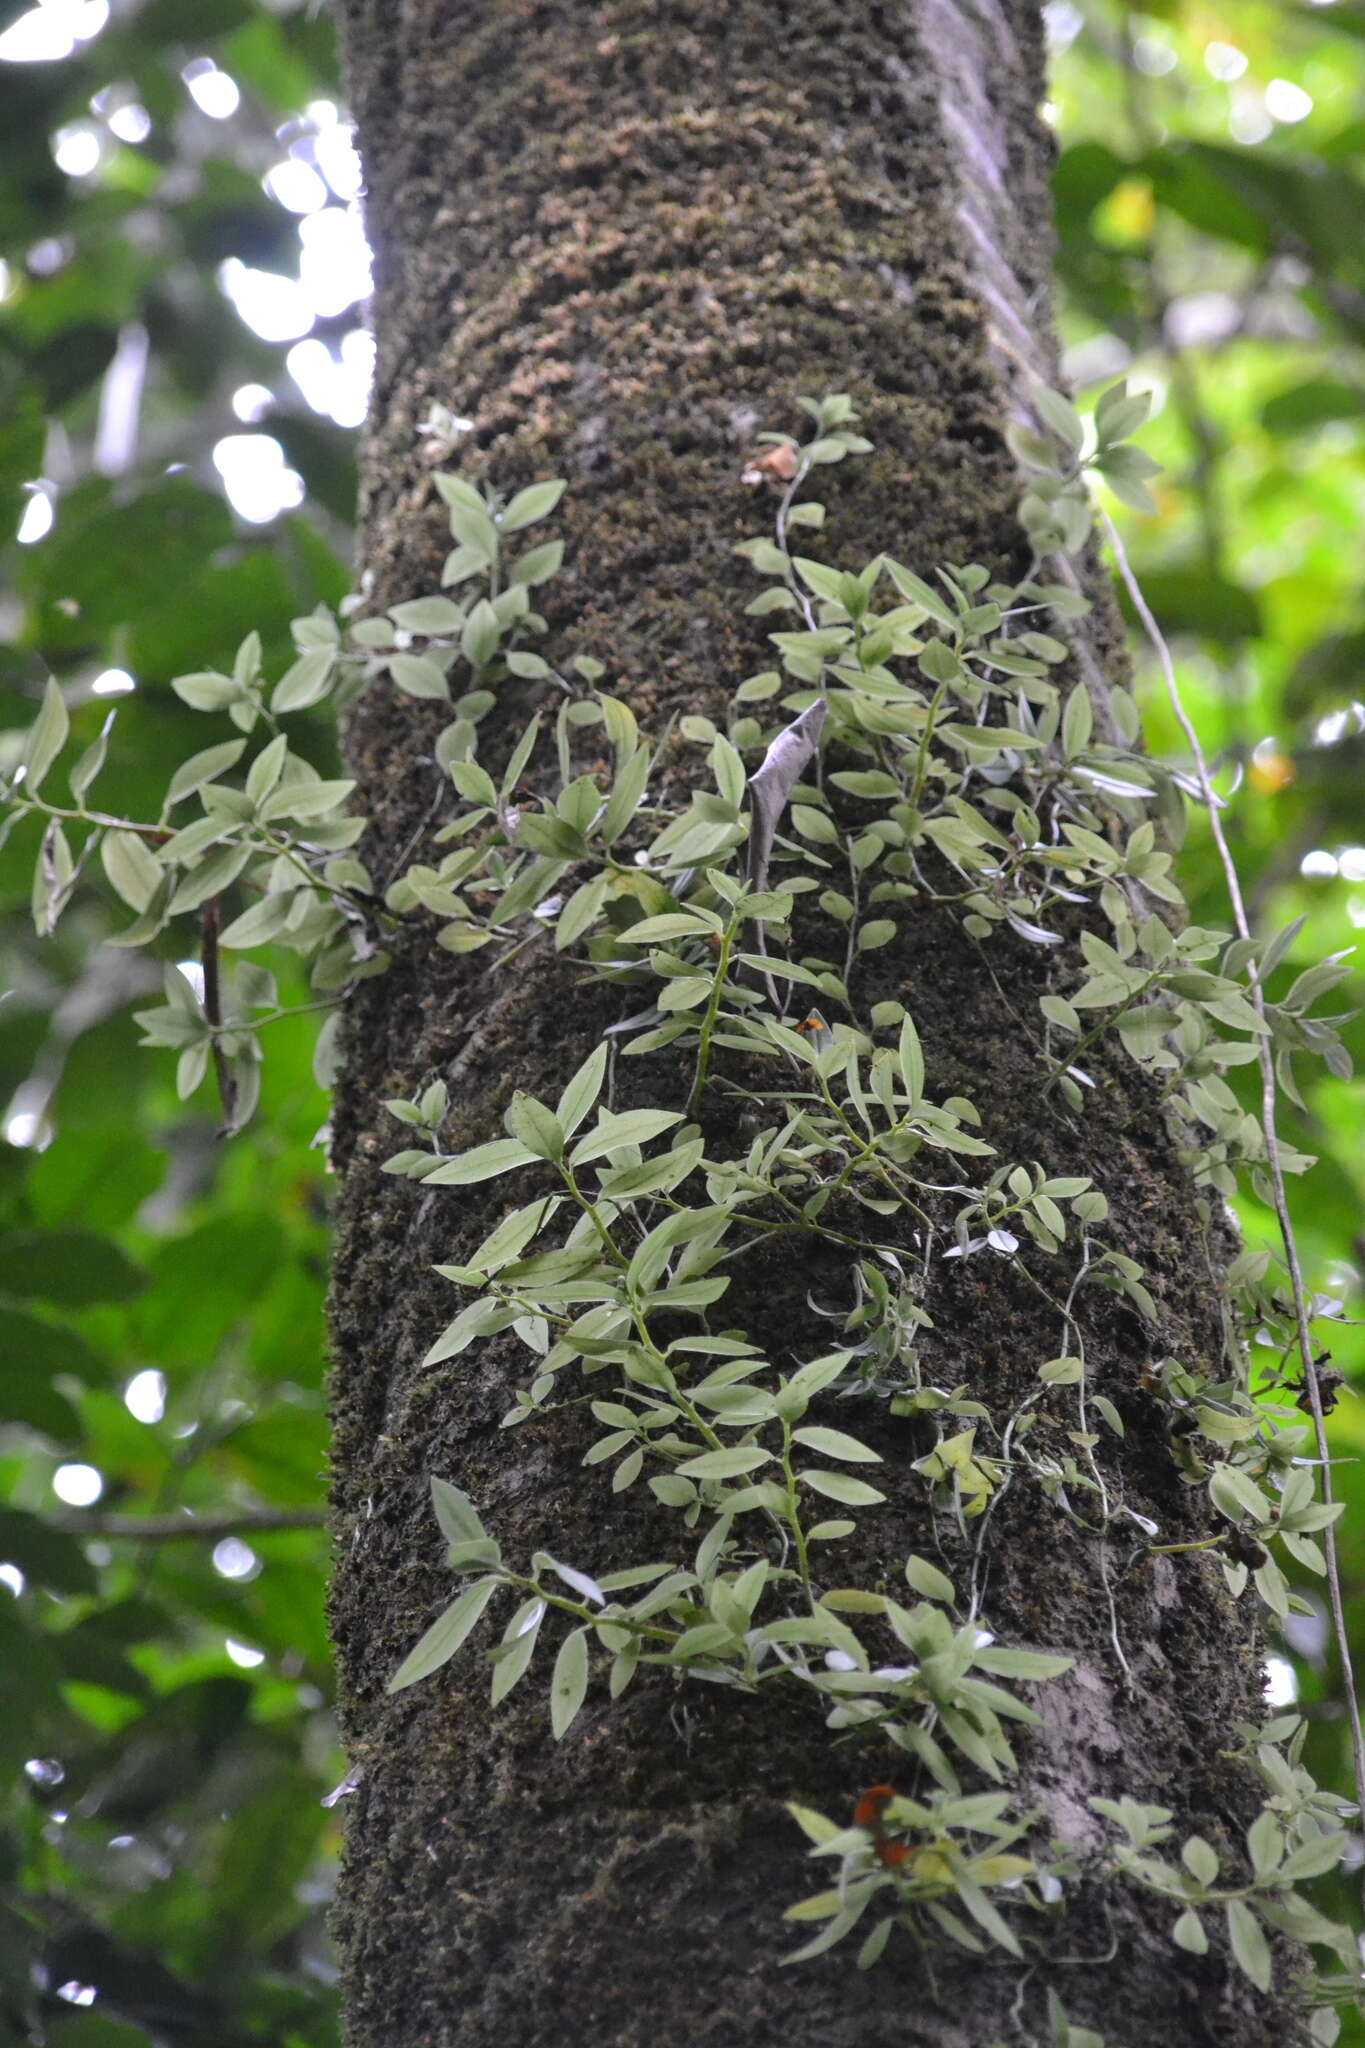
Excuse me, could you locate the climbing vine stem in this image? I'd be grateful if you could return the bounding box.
[1104,506,1365,1885]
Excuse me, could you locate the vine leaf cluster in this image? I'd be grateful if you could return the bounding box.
[3,385,1357,2038]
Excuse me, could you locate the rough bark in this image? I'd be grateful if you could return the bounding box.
[326,4,1307,2042]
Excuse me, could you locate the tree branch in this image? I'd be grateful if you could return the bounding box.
[50,1506,327,1542]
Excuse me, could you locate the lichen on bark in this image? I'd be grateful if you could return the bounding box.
[325,4,1310,2041]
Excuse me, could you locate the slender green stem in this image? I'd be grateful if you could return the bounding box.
[499,1570,679,1646]
[815,1076,932,1222]
[780,1423,816,1612]
[489,922,548,974]
[560,1164,628,1269]
[219,994,344,1032]
[255,826,402,928]
[560,1166,727,1457]
[841,831,861,989]
[1041,968,1163,1095]
[907,677,949,815]
[1118,1860,1263,1910]
[774,458,817,632]
[687,917,736,1114]
[10,794,166,839]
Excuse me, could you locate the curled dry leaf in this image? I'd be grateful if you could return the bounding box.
[747,698,827,895]
[745,698,827,1013]
[741,441,800,486]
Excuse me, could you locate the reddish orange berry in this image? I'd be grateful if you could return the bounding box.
[874,1838,911,1869]
[853,1784,896,1829]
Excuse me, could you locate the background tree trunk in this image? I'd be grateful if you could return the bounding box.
[326,3,1303,2041]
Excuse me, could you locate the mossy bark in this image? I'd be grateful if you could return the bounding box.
[327,4,1309,2042]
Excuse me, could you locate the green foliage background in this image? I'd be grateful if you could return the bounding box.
[0,1,1360,2039]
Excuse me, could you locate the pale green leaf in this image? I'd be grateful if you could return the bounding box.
[21,677,69,795]
[904,1555,956,1604]
[390,652,452,700]
[165,739,247,806]
[389,595,464,634]
[431,1476,487,1548]
[424,1139,537,1185]
[798,1469,886,1506]
[550,1625,589,1737]
[272,648,335,713]
[898,1013,924,1102]
[792,1425,881,1464]
[502,479,566,532]
[1226,1899,1272,1992]
[504,1092,564,1162]
[555,1042,608,1138]
[387,1576,499,1692]
[569,1108,684,1165]
[101,829,163,912]
[677,1446,771,1480]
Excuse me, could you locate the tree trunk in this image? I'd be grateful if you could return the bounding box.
[325,3,1305,2042]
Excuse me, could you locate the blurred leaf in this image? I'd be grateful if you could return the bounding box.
[18,320,120,412]
[204,1761,328,1961]
[278,513,350,609]
[223,1405,327,1505]
[1286,1,1365,37]
[1261,380,1365,435]
[0,1231,144,1307]
[136,1214,283,1359]
[129,547,298,685]
[42,2013,149,2048]
[0,1368,81,1441]
[0,1307,108,1386]
[223,13,337,110]
[1146,143,1269,251]
[132,0,255,45]
[19,477,234,645]
[1284,628,1365,720]
[265,410,358,525]
[1181,141,1365,271]
[28,1130,163,1232]
[0,387,44,537]
[0,1507,97,1593]
[5,227,144,347]
[49,1608,159,1703]
[1117,567,1262,646]
[1053,141,1128,224]
[0,1596,63,1774]
[175,157,300,271]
